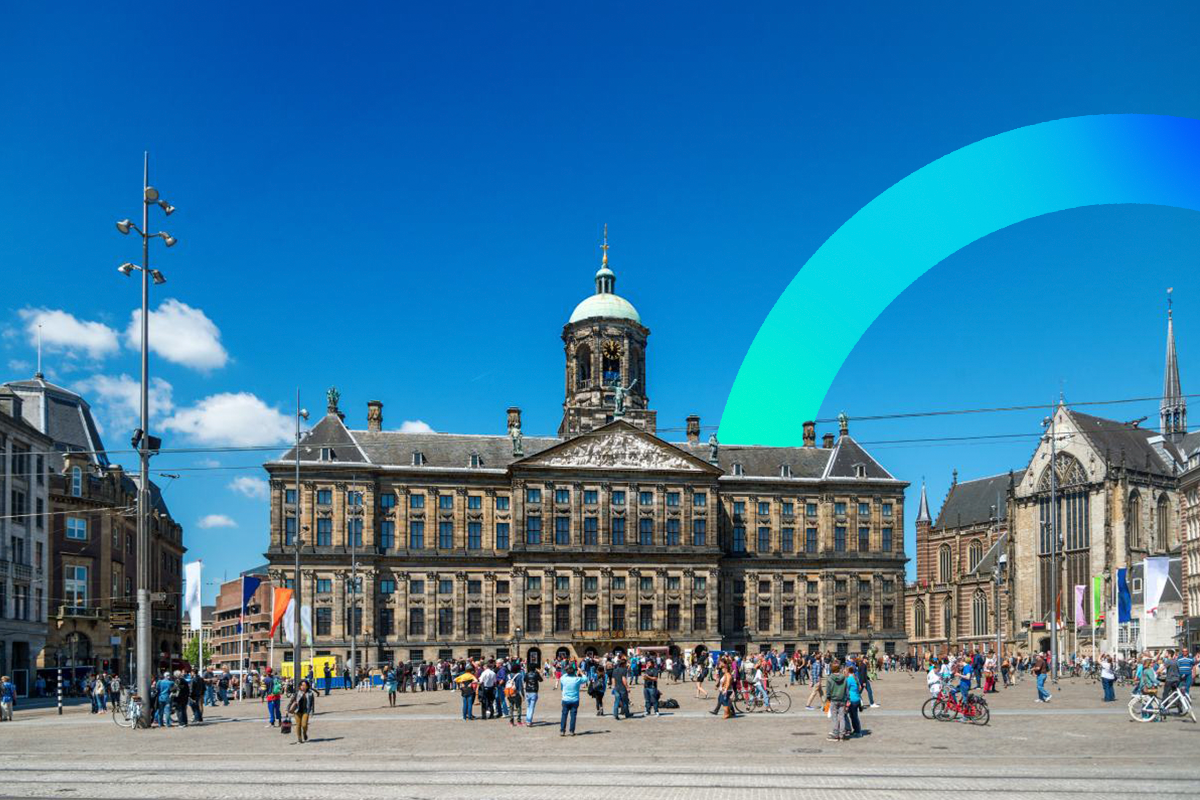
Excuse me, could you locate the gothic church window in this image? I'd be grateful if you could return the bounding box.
[913,600,926,638]
[1157,495,1170,551]
[972,590,989,637]
[938,544,952,583]
[968,540,983,573]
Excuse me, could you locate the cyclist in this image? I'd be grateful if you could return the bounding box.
[956,657,973,705]
[1137,657,1159,696]
[752,658,770,711]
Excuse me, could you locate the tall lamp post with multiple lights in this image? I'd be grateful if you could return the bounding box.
[115,152,176,724]
[293,395,309,684]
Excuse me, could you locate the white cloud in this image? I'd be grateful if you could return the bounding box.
[228,475,269,500]
[197,513,237,529]
[127,299,228,371]
[7,359,30,373]
[18,308,120,360]
[196,458,221,468]
[163,392,292,446]
[399,419,435,433]
[74,374,174,432]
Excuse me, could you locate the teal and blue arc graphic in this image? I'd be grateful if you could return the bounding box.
[718,114,1200,446]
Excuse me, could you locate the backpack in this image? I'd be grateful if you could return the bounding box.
[660,697,680,709]
[505,675,518,697]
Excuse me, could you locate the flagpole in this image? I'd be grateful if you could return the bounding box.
[239,574,245,702]
[269,588,275,674]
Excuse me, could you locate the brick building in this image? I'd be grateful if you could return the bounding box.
[263,240,909,668]
[211,566,273,674]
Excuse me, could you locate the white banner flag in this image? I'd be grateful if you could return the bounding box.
[300,604,313,645]
[282,598,297,644]
[184,561,203,631]
[1144,556,1171,616]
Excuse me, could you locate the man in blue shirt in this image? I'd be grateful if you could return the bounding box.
[559,663,587,736]
[957,659,973,705]
[1178,648,1194,696]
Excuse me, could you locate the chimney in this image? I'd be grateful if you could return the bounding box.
[367,400,383,433]
[507,406,522,434]
[822,433,835,449]
[686,414,701,444]
[802,420,816,448]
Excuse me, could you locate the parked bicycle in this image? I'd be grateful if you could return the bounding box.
[111,685,143,729]
[932,691,990,725]
[1128,686,1196,723]
[731,685,791,714]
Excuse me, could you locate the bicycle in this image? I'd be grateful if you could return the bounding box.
[922,686,954,720]
[933,690,990,725]
[1128,687,1197,723]
[111,686,144,729]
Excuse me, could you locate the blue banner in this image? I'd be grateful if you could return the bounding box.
[1117,567,1132,624]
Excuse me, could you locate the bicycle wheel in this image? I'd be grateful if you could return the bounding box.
[968,702,990,725]
[921,696,937,720]
[768,690,791,714]
[932,699,955,721]
[1128,694,1159,722]
[112,701,133,728]
[730,692,747,715]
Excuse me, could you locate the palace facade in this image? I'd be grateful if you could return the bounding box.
[263,241,909,668]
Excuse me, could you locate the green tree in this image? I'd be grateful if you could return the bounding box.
[183,635,214,669]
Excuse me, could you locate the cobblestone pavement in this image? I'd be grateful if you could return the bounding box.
[1,672,1196,799]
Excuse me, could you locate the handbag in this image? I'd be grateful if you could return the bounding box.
[280,715,292,734]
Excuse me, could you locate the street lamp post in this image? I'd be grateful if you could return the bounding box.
[115,152,176,726]
[514,626,523,664]
[292,395,309,686]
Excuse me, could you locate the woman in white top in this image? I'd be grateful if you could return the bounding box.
[927,663,943,696]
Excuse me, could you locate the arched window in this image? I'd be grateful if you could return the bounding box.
[968,540,983,573]
[1157,495,1170,551]
[942,598,953,638]
[575,343,592,387]
[972,590,989,637]
[71,466,82,497]
[913,600,926,638]
[938,544,952,583]
[1128,492,1141,549]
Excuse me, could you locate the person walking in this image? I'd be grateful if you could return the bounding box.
[845,664,864,738]
[264,669,281,726]
[506,662,524,726]
[717,662,736,719]
[188,667,206,723]
[93,673,108,713]
[1178,648,1195,696]
[0,676,15,722]
[523,661,541,726]
[825,660,849,741]
[385,667,398,707]
[478,660,497,720]
[695,656,710,699]
[1033,655,1051,703]
[805,656,825,710]
[588,663,607,716]
[322,662,332,697]
[459,672,479,721]
[559,663,586,736]
[287,679,316,744]
[1099,654,1116,702]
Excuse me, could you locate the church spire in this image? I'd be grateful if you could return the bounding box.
[1161,288,1186,443]
[916,478,932,525]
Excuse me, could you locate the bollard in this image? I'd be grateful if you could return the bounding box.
[57,668,62,715]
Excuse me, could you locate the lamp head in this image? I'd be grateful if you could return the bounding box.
[159,201,175,216]
[144,186,160,203]
[299,409,310,421]
[117,263,135,277]
[149,269,166,285]
[162,234,177,247]
[116,219,132,235]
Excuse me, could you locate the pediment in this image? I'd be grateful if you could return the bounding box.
[516,421,719,473]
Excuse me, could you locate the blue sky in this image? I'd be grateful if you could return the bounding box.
[4,2,1200,602]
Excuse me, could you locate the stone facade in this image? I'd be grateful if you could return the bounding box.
[0,389,53,696]
[262,246,909,668]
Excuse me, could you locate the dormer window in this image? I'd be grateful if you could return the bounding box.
[732,462,744,476]
[319,447,333,461]
[469,453,482,468]
[854,463,867,479]
[780,464,792,478]
[412,451,425,466]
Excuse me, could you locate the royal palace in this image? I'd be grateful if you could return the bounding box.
[262,240,909,668]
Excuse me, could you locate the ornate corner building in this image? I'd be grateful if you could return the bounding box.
[263,239,909,667]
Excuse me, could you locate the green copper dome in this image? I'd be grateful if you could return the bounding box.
[569,291,641,324]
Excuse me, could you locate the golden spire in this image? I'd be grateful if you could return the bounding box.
[601,223,609,266]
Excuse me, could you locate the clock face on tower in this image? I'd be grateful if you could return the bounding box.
[603,340,620,360]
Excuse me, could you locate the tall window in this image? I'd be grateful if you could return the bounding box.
[913,600,926,638]
[64,565,88,608]
[1128,492,1141,548]
[408,608,425,635]
[881,527,893,552]
[692,519,707,546]
[639,604,653,631]
[438,521,454,549]
[438,607,453,636]
[584,517,598,545]
[639,518,653,546]
[972,590,989,637]
[495,607,509,635]
[781,527,794,552]
[316,607,332,636]
[733,526,746,552]
[467,522,482,550]
[525,604,542,633]
[942,599,952,638]
[968,540,983,572]
[1157,495,1170,551]
[438,494,453,510]
[666,518,680,546]
[555,516,570,545]
[379,520,394,549]
[496,522,510,550]
[834,526,846,552]
[348,518,363,547]
[612,517,625,545]
[316,518,332,546]
[858,526,870,552]
[409,521,424,549]
[806,527,818,553]
[757,527,770,552]
[526,516,542,545]
[938,544,952,583]
[71,466,82,497]
[378,608,394,636]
